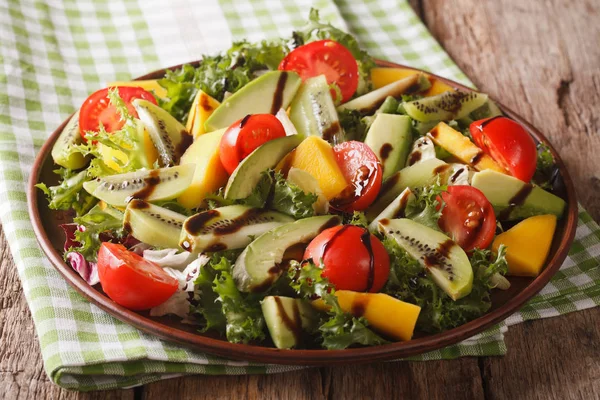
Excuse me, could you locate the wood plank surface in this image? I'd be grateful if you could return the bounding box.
[0,0,598,399]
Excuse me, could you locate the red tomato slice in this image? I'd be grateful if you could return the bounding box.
[470,116,537,182]
[79,86,157,139]
[438,186,496,252]
[279,40,359,103]
[304,225,390,293]
[331,141,383,212]
[219,114,286,175]
[97,242,178,310]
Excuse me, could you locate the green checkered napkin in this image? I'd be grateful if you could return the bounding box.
[1,0,599,391]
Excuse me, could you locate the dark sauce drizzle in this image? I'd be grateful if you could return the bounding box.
[360,230,376,292]
[270,72,288,114]
[274,297,303,345]
[497,183,533,220]
[131,170,160,200]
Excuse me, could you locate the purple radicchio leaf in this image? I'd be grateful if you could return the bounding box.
[66,252,100,285]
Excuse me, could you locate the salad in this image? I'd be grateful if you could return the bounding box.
[38,10,566,350]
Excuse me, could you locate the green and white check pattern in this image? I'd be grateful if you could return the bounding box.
[1,0,598,391]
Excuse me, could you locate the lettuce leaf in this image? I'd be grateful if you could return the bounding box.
[288,260,387,349]
[404,180,447,232]
[271,171,317,219]
[67,204,125,261]
[192,251,265,343]
[533,142,557,190]
[36,168,97,217]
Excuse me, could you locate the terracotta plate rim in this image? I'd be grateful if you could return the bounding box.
[27,59,578,365]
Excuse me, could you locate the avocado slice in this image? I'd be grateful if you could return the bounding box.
[204,71,302,132]
[224,135,303,200]
[379,218,473,300]
[337,74,428,114]
[365,158,452,222]
[364,113,412,180]
[233,215,341,292]
[471,170,565,220]
[261,296,317,349]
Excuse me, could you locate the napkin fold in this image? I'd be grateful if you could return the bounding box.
[1,0,598,391]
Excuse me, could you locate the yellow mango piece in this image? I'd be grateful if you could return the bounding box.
[186,90,221,138]
[107,80,167,99]
[492,215,557,277]
[428,122,506,173]
[312,290,421,341]
[177,128,229,209]
[98,129,158,173]
[370,67,454,96]
[284,136,347,200]
[423,79,455,97]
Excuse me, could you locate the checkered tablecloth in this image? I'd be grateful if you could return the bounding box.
[1,0,598,391]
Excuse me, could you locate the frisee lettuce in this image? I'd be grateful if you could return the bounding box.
[192,251,265,343]
[69,204,125,261]
[404,180,447,232]
[533,142,557,190]
[288,260,388,349]
[36,168,97,217]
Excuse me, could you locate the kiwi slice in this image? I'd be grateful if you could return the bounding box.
[180,205,294,253]
[379,218,473,300]
[133,99,193,166]
[402,90,488,122]
[83,164,195,207]
[124,199,187,249]
[289,75,342,144]
[51,110,89,169]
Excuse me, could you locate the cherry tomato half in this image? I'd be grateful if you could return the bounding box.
[97,242,178,310]
[470,116,537,182]
[331,141,383,212]
[304,225,390,293]
[219,114,286,175]
[79,86,157,139]
[279,40,359,103]
[438,186,496,252]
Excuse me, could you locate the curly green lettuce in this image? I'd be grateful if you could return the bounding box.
[192,251,265,343]
[404,180,447,232]
[36,168,97,217]
[69,204,125,261]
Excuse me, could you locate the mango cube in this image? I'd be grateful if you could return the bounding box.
[177,128,228,209]
[186,90,221,138]
[285,136,347,200]
[492,214,557,277]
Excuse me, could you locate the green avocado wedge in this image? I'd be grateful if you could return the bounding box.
[224,135,303,200]
[204,70,302,132]
[233,215,341,292]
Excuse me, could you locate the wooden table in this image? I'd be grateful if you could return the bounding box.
[2,0,599,398]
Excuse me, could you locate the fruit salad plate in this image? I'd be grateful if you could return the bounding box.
[28,56,577,365]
